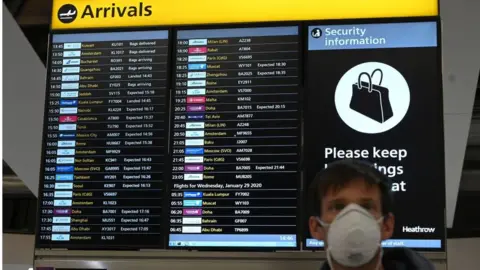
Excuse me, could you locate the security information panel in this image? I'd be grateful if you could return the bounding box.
[168,26,302,248]
[37,30,170,248]
[304,21,445,250]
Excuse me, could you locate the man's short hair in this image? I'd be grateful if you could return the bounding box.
[308,159,394,217]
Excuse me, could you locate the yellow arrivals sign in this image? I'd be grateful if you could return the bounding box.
[51,0,439,30]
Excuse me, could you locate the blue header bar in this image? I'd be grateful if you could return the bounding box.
[170,234,295,241]
[52,30,169,43]
[177,26,298,39]
[306,239,442,249]
[308,22,437,51]
[169,234,296,247]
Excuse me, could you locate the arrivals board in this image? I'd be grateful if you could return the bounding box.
[303,21,445,250]
[168,26,302,248]
[37,18,445,252]
[37,30,170,249]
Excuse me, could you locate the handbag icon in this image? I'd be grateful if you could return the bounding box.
[349,68,393,123]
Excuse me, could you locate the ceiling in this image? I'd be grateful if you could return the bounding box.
[5,0,51,25]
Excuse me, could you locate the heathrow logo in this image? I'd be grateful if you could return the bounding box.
[58,4,78,24]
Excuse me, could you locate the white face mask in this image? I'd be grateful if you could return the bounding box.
[317,204,384,269]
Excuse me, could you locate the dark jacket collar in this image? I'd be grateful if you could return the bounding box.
[320,248,436,270]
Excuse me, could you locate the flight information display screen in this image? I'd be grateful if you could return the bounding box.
[36,30,170,249]
[168,26,302,248]
[303,21,445,250]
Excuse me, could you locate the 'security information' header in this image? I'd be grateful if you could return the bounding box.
[308,22,437,51]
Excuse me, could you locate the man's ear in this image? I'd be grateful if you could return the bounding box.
[381,212,395,240]
[309,216,325,241]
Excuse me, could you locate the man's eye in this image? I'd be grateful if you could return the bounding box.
[333,203,345,211]
[362,204,372,210]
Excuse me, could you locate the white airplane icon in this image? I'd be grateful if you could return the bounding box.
[60,10,76,17]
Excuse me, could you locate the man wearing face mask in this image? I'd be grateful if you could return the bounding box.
[308,159,435,270]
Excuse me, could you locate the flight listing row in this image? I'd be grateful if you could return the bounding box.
[50,39,168,50]
[50,43,168,58]
[48,87,298,99]
[49,60,298,75]
[51,51,297,65]
[45,103,297,115]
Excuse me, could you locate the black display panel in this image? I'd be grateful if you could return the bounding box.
[303,20,445,250]
[168,25,302,249]
[36,30,171,249]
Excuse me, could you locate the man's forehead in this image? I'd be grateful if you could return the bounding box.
[322,177,381,199]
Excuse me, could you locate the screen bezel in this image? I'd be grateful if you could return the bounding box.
[301,16,445,252]
[35,15,445,253]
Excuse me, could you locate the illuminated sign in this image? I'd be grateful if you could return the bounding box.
[51,0,439,29]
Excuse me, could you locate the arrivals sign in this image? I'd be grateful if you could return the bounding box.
[51,0,439,29]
